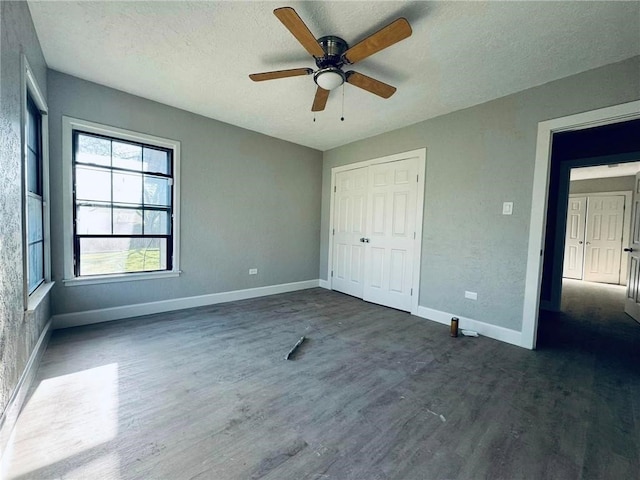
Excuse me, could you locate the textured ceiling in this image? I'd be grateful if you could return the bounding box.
[28,1,640,151]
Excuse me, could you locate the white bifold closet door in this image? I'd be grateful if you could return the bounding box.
[332,157,418,312]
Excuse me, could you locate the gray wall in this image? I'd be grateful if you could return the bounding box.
[47,71,322,315]
[321,56,640,332]
[570,175,636,194]
[0,2,50,419]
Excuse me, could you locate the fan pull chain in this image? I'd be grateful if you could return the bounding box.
[341,84,345,121]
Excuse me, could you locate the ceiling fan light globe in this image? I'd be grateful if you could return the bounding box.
[314,69,344,91]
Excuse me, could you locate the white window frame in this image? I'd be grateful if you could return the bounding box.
[62,116,181,286]
[22,55,53,310]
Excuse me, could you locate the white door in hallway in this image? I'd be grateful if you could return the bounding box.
[583,195,624,284]
[563,196,586,279]
[331,157,420,312]
[625,173,640,322]
[332,167,368,298]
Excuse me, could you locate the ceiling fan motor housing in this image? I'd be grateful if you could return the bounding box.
[315,35,348,68]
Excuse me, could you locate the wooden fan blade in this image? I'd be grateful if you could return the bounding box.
[312,87,330,112]
[346,71,396,98]
[343,18,412,64]
[274,7,325,58]
[249,68,313,82]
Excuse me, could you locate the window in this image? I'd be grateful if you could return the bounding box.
[26,94,44,293]
[63,118,180,284]
[22,55,51,305]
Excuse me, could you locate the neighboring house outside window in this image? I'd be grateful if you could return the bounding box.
[62,118,181,285]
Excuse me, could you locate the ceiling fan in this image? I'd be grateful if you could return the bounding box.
[249,7,412,112]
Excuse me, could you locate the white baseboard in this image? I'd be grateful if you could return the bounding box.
[318,279,330,289]
[53,279,321,329]
[0,319,52,460]
[416,306,524,348]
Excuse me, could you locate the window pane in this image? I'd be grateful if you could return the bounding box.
[27,99,39,150]
[28,195,43,242]
[27,94,44,295]
[113,208,143,234]
[77,205,111,234]
[28,241,44,292]
[112,141,142,171]
[76,166,111,202]
[77,134,111,166]
[143,147,170,174]
[27,148,40,194]
[144,210,170,234]
[79,237,167,276]
[143,176,171,206]
[113,172,142,204]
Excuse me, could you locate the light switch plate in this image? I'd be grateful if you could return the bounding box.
[502,202,513,215]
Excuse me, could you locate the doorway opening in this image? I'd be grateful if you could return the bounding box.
[522,102,640,349]
[542,122,640,344]
[541,153,640,355]
[544,163,639,348]
[540,120,640,312]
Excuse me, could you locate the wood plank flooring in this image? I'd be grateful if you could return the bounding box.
[2,281,639,479]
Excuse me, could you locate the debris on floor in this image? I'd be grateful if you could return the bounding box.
[461,329,479,337]
[426,408,447,422]
[450,317,459,337]
[285,336,306,360]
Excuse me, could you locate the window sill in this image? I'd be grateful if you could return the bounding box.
[63,270,182,287]
[27,281,55,312]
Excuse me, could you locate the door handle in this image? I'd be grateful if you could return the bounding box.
[624,248,633,252]
[578,241,583,244]
[360,237,370,243]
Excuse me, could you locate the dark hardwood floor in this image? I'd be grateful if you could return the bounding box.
[2,281,639,479]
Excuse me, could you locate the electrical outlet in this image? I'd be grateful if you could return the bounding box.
[465,291,477,300]
[249,268,258,275]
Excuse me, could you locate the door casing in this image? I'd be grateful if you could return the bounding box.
[328,148,426,315]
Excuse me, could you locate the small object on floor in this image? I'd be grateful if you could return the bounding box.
[461,329,479,337]
[450,317,459,337]
[285,336,306,360]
